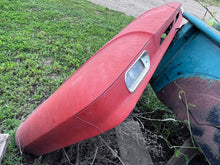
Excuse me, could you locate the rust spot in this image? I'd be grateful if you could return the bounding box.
[155,77,220,164]
[191,125,204,137]
[207,105,220,126]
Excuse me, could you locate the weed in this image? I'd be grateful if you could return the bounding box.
[198,0,220,7]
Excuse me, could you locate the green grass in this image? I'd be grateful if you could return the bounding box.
[0,0,134,164]
[3,0,217,164]
[199,0,220,6]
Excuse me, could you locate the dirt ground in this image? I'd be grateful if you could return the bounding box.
[88,0,220,22]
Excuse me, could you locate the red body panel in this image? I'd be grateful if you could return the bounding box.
[16,3,183,155]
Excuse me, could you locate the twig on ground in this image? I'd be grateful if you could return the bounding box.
[137,116,179,122]
[90,147,98,165]
[63,148,74,165]
[75,143,80,165]
[195,0,219,22]
[99,136,125,165]
[131,114,145,129]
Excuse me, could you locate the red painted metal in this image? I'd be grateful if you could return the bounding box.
[15,3,183,155]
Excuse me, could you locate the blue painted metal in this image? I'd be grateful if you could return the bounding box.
[151,21,220,93]
[183,12,220,46]
[150,12,220,165]
[213,22,220,32]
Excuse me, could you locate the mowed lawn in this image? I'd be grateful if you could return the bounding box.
[0,0,134,164]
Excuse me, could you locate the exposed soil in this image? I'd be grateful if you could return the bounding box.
[22,87,209,165]
[22,114,208,165]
